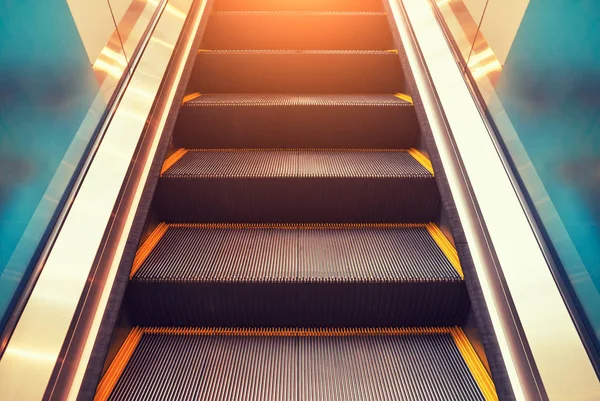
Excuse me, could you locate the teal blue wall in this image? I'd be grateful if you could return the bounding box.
[0,0,98,328]
[495,0,600,348]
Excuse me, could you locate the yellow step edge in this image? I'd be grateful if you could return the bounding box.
[450,328,499,401]
[160,148,188,175]
[130,223,169,279]
[394,93,413,104]
[408,148,434,175]
[182,92,201,105]
[94,327,144,401]
[142,326,454,336]
[426,223,464,278]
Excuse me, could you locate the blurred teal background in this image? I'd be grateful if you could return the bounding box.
[0,0,99,329]
[492,0,600,353]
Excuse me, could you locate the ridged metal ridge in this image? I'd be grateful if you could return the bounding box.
[184,93,413,107]
[162,149,432,178]
[105,329,490,401]
[133,224,461,282]
[198,49,399,55]
[214,0,384,12]
[211,11,386,15]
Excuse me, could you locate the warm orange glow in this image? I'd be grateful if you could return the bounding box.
[99,47,127,66]
[150,36,175,50]
[93,58,124,79]
[468,45,502,80]
[467,47,495,68]
[471,59,502,79]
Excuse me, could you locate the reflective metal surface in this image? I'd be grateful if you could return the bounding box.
[394,0,600,400]
[66,0,206,398]
[0,0,125,348]
[0,0,194,399]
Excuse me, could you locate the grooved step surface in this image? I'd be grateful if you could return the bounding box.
[202,12,393,50]
[190,50,404,94]
[108,332,487,401]
[163,150,431,178]
[156,150,439,223]
[175,94,418,149]
[134,225,460,281]
[128,225,468,327]
[214,0,384,11]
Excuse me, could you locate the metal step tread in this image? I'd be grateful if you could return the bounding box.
[198,49,398,54]
[214,0,385,12]
[182,93,412,107]
[202,11,393,50]
[132,223,462,282]
[161,149,433,178]
[211,10,386,15]
[192,50,404,93]
[97,327,497,401]
[174,94,417,149]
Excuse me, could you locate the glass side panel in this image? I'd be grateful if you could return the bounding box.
[434,0,488,63]
[435,0,600,361]
[0,0,160,333]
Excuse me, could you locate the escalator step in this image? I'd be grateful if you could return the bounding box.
[156,149,439,223]
[202,12,393,50]
[127,224,468,327]
[214,0,384,12]
[190,50,404,94]
[99,328,496,401]
[174,94,418,149]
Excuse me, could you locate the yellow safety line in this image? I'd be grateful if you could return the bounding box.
[450,328,499,401]
[407,148,434,175]
[394,92,413,104]
[160,148,188,175]
[142,326,453,336]
[130,223,169,279]
[426,223,463,278]
[94,327,144,401]
[182,92,201,104]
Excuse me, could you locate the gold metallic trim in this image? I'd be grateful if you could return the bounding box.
[426,223,463,278]
[160,148,188,175]
[394,92,414,104]
[182,92,201,104]
[130,223,169,279]
[94,327,144,401]
[386,49,399,54]
[408,148,434,175]
[450,327,498,401]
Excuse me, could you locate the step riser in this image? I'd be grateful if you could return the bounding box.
[128,282,469,327]
[175,105,418,148]
[156,178,439,223]
[191,53,405,93]
[214,0,385,11]
[202,14,393,50]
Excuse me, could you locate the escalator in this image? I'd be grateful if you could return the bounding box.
[93,0,499,399]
